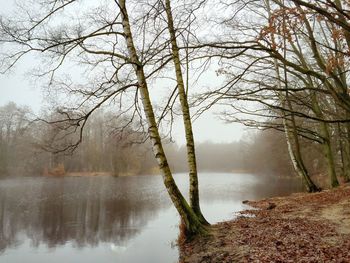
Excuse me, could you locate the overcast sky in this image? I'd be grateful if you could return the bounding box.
[0,0,246,145]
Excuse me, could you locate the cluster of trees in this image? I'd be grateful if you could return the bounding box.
[1,0,350,236]
[200,0,350,191]
[0,102,296,178]
[0,102,36,175]
[0,102,156,177]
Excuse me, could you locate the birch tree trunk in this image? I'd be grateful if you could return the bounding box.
[265,0,319,192]
[163,0,208,225]
[284,22,340,188]
[283,115,320,192]
[118,0,208,236]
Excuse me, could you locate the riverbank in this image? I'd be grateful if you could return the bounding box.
[180,184,350,262]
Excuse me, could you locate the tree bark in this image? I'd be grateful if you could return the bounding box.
[310,93,339,187]
[343,122,350,182]
[163,0,208,225]
[118,0,208,236]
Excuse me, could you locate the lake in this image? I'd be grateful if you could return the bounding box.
[0,173,303,263]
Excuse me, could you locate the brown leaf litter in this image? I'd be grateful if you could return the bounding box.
[180,184,350,263]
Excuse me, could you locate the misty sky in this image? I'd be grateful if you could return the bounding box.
[0,0,245,145]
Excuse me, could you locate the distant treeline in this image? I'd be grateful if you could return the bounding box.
[0,102,156,176]
[0,102,329,178]
[166,130,328,178]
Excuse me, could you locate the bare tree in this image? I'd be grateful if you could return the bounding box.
[0,0,209,236]
[163,0,208,224]
[188,0,349,188]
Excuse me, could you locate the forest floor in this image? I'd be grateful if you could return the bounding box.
[180,184,350,263]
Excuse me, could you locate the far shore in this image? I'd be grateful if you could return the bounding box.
[65,172,114,177]
[44,171,152,177]
[42,170,299,178]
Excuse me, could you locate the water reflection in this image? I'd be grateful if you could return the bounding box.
[0,173,303,262]
[0,176,170,253]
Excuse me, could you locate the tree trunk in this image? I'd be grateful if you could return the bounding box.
[337,123,346,179]
[118,0,208,236]
[265,0,319,192]
[343,122,350,182]
[163,0,208,225]
[283,115,320,192]
[311,93,339,187]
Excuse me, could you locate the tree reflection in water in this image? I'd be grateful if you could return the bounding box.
[0,173,303,262]
[0,176,169,253]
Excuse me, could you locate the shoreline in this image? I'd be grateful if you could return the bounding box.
[42,171,159,177]
[180,184,350,262]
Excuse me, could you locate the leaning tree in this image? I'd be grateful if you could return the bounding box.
[0,0,209,236]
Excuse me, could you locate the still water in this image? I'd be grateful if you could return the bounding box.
[0,173,302,263]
